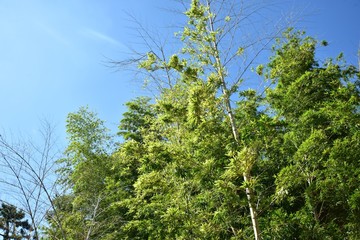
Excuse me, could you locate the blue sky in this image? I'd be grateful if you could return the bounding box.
[0,0,359,144]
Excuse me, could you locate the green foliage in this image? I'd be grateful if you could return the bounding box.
[266,28,360,239]
[118,97,155,143]
[46,107,114,239]
[46,2,360,240]
[138,52,158,71]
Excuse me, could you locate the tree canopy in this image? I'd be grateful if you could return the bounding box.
[40,1,360,239]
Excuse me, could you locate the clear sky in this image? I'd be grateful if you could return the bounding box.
[0,0,359,144]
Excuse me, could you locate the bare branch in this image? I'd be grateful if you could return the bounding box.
[0,123,67,240]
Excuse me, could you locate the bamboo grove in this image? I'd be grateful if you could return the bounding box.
[42,1,360,239]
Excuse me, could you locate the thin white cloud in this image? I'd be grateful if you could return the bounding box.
[82,28,126,49]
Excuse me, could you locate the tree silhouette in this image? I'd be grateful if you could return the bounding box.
[0,203,32,240]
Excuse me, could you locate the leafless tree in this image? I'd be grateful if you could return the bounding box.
[0,120,67,239]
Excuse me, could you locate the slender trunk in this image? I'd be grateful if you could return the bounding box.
[85,195,102,240]
[220,62,261,240]
[243,173,261,240]
[4,221,9,240]
[215,36,262,240]
[206,1,261,239]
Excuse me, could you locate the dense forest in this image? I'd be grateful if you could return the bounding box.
[1,0,360,239]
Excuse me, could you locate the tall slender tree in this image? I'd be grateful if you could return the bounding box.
[46,107,114,239]
[130,1,282,238]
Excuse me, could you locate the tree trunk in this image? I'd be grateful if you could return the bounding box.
[206,1,261,238]
[244,173,261,240]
